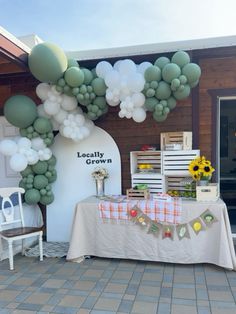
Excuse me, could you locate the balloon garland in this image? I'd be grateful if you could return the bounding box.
[0,42,201,205]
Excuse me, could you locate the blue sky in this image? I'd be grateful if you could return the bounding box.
[1,0,236,51]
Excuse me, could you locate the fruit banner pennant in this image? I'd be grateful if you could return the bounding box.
[176,223,190,240]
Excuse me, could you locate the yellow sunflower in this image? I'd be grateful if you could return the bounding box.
[189,159,201,177]
[200,164,215,177]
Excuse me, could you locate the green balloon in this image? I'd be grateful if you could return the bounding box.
[162,63,181,83]
[47,155,57,166]
[179,75,187,85]
[163,107,170,115]
[40,194,54,205]
[154,57,170,69]
[182,63,201,83]
[144,66,161,82]
[171,51,190,68]
[67,58,79,68]
[146,88,156,98]
[155,103,163,111]
[173,84,191,100]
[189,80,199,88]
[167,97,177,110]
[48,173,57,183]
[32,161,48,174]
[19,179,27,190]
[153,112,168,122]
[33,117,52,134]
[20,128,28,137]
[150,81,158,89]
[20,166,33,177]
[25,189,41,204]
[144,97,158,112]
[4,95,38,128]
[155,81,171,100]
[57,78,66,87]
[81,68,93,84]
[91,78,106,96]
[56,86,63,93]
[87,111,97,120]
[93,97,107,109]
[40,189,47,196]
[33,175,49,190]
[72,87,80,95]
[64,67,84,87]
[28,42,67,83]
[91,68,97,78]
[171,78,180,91]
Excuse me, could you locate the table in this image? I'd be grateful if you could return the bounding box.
[67,196,236,270]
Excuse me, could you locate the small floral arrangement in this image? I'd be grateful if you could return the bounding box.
[189,156,215,181]
[91,167,109,180]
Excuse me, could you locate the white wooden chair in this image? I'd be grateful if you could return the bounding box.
[0,187,43,270]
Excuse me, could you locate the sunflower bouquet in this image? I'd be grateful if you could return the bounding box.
[189,156,215,181]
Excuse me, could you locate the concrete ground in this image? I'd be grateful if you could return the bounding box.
[0,255,236,314]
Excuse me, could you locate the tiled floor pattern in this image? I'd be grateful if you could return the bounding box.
[0,255,236,313]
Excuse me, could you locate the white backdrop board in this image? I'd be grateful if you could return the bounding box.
[47,126,121,242]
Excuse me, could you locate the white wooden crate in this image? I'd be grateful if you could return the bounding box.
[163,150,200,176]
[131,173,166,194]
[161,132,192,150]
[130,151,162,174]
[166,176,196,198]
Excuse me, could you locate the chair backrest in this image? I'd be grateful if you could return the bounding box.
[0,187,25,231]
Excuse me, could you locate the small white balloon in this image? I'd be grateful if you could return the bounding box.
[37,104,51,118]
[0,140,18,156]
[9,153,28,172]
[137,62,153,74]
[119,59,136,75]
[75,114,85,126]
[96,61,113,79]
[44,100,60,115]
[61,94,77,111]
[132,93,145,107]
[105,70,120,89]
[54,109,68,124]
[17,137,31,149]
[132,108,147,123]
[31,138,46,151]
[36,83,51,101]
[51,119,60,131]
[27,149,39,165]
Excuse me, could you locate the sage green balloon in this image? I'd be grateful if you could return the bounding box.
[93,97,107,109]
[182,63,201,83]
[162,63,181,83]
[150,81,158,89]
[82,68,93,84]
[28,42,67,83]
[153,112,168,122]
[19,179,27,190]
[32,161,48,174]
[155,81,171,100]
[146,88,155,98]
[167,97,177,110]
[72,87,80,95]
[171,78,180,91]
[57,78,66,87]
[20,165,33,177]
[20,128,28,137]
[47,155,57,166]
[48,173,57,183]
[173,84,191,100]
[40,193,54,205]
[145,97,158,112]
[179,75,187,84]
[154,57,170,69]
[171,51,190,68]
[33,175,49,190]
[33,117,52,134]
[25,189,41,204]
[91,78,106,96]
[67,58,79,68]
[144,66,161,82]
[4,95,38,128]
[64,67,84,87]
[189,80,199,88]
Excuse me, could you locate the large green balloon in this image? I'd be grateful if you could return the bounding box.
[91,78,106,96]
[33,117,52,134]
[4,95,38,128]
[40,194,54,205]
[64,67,84,87]
[171,51,190,68]
[28,42,67,83]
[154,57,170,69]
[33,175,49,190]
[82,68,93,84]
[144,98,158,112]
[173,84,191,100]
[155,81,171,100]
[144,66,161,82]
[162,63,181,83]
[32,161,48,174]
[182,63,201,83]
[25,189,41,204]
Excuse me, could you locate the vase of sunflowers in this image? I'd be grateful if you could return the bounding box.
[189,156,215,186]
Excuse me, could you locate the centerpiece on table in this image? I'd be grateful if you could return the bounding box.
[91,167,109,196]
[188,156,215,186]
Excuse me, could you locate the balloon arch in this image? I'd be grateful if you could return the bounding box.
[0,42,201,205]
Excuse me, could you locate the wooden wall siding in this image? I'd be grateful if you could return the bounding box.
[198,56,236,160]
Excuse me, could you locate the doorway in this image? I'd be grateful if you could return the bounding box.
[219,98,236,235]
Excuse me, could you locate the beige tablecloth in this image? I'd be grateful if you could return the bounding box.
[67,196,236,270]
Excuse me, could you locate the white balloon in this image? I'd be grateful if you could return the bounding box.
[119,59,136,75]
[37,104,51,118]
[132,93,145,107]
[80,126,90,137]
[61,94,77,111]
[44,100,60,115]
[31,138,46,151]
[36,83,51,101]
[113,60,122,71]
[96,61,113,79]
[63,126,73,138]
[9,153,28,172]
[51,85,61,96]
[54,109,68,124]
[0,140,17,156]
[127,73,145,93]
[17,137,31,149]
[68,114,75,122]
[51,119,60,131]
[75,114,85,126]
[105,70,120,89]
[106,98,120,107]
[42,148,52,160]
[118,111,125,118]
[137,62,153,75]
[27,149,39,165]
[125,112,133,119]
[132,108,147,123]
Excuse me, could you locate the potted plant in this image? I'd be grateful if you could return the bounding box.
[189,156,215,186]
